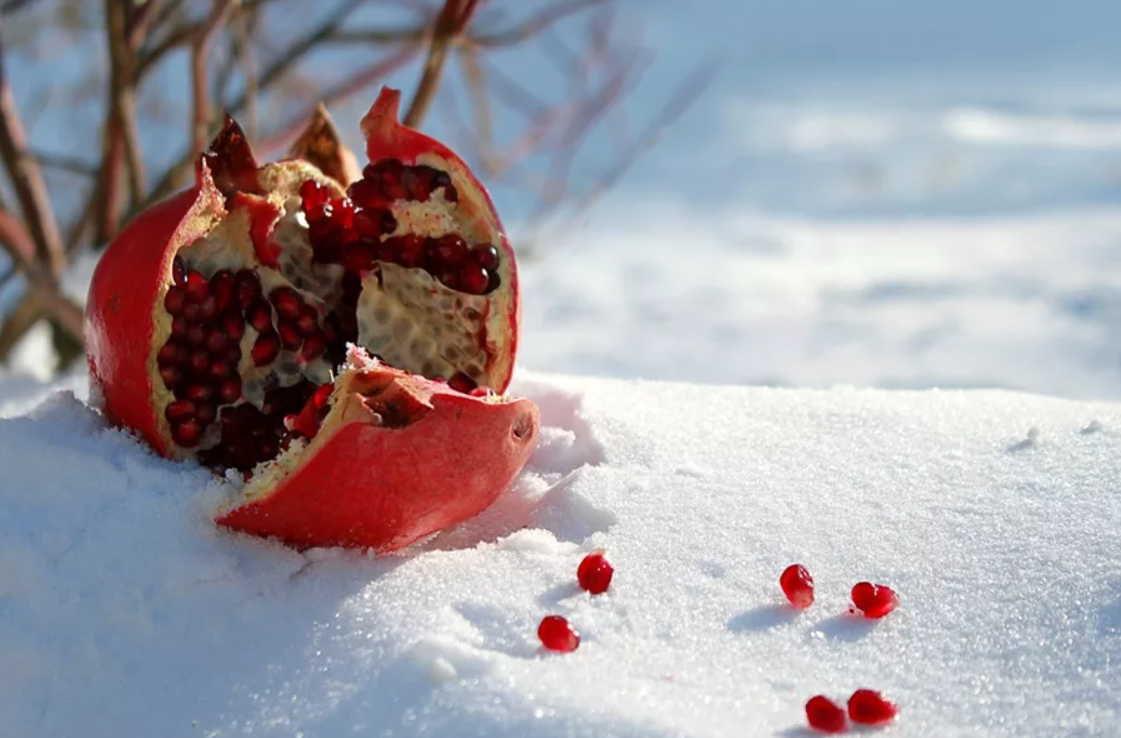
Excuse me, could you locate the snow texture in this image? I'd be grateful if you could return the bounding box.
[2,374,1119,737]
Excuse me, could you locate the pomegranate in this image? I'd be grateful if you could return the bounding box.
[85,87,537,552]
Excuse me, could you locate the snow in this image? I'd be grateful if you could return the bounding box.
[2,375,1120,737]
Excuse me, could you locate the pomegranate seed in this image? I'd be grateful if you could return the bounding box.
[159,365,181,389]
[537,615,580,652]
[352,210,380,239]
[171,316,188,338]
[431,169,452,195]
[218,377,242,404]
[851,582,899,619]
[172,419,203,447]
[847,689,897,725]
[330,197,355,228]
[437,234,469,266]
[448,372,477,394]
[345,178,384,209]
[234,270,262,310]
[470,244,499,271]
[185,383,215,403]
[470,387,496,397]
[224,314,245,342]
[157,343,183,366]
[172,256,186,284]
[186,325,206,347]
[780,564,815,609]
[301,332,328,360]
[270,287,302,320]
[438,272,460,291]
[164,288,186,315]
[183,302,202,322]
[184,271,208,301]
[206,330,228,354]
[278,322,303,350]
[247,299,274,334]
[378,210,397,235]
[459,265,489,295]
[209,270,234,311]
[397,235,424,267]
[208,360,232,377]
[442,184,458,203]
[402,166,434,200]
[294,306,319,337]
[300,179,330,211]
[805,695,847,734]
[199,295,219,321]
[577,550,614,595]
[225,345,242,365]
[251,332,280,366]
[195,403,217,426]
[485,270,502,293]
[165,399,196,422]
[189,350,210,374]
[342,241,377,273]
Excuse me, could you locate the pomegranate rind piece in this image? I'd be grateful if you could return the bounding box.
[360,87,520,393]
[215,357,539,552]
[287,104,362,186]
[85,163,227,458]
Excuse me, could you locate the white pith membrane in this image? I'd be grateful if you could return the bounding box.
[149,158,516,482]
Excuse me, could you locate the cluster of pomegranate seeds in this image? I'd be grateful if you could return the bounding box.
[537,615,580,653]
[158,259,256,447]
[297,160,501,296]
[265,286,329,362]
[847,689,897,725]
[577,550,614,595]
[779,563,815,608]
[198,381,318,472]
[805,695,848,734]
[850,582,899,619]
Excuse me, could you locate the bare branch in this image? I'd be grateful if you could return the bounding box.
[33,150,99,178]
[0,0,37,15]
[327,25,426,44]
[471,0,609,47]
[403,0,482,128]
[192,0,239,155]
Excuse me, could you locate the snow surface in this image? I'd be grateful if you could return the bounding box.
[2,374,1120,737]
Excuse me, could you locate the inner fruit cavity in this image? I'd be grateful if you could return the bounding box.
[154,157,504,472]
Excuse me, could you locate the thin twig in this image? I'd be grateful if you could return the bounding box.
[192,0,239,155]
[403,0,482,128]
[471,0,609,47]
[33,150,99,178]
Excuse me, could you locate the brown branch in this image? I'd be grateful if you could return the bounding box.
[32,150,99,178]
[402,0,482,128]
[192,0,239,155]
[0,263,16,291]
[471,0,610,47]
[327,26,426,44]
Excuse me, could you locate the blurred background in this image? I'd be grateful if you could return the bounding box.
[3,0,1121,399]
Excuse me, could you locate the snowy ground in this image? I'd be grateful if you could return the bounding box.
[3,374,1119,737]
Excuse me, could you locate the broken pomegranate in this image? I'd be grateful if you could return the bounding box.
[779,563,814,608]
[538,615,580,652]
[805,695,848,734]
[847,689,897,725]
[577,549,614,595]
[850,582,899,619]
[85,88,536,552]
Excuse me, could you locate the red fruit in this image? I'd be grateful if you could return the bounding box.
[780,564,814,609]
[805,695,847,734]
[537,615,580,653]
[85,95,533,553]
[847,689,897,725]
[577,550,614,595]
[851,582,899,619]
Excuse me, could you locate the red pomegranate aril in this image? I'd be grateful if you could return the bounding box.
[577,550,614,595]
[247,299,274,333]
[171,316,188,338]
[847,689,897,725]
[172,419,203,447]
[234,270,261,310]
[224,314,245,341]
[437,234,468,266]
[295,307,319,337]
[159,365,181,389]
[431,168,452,194]
[165,399,196,422]
[186,325,207,347]
[342,241,376,273]
[448,372,477,394]
[485,270,501,294]
[402,166,433,201]
[225,345,242,365]
[251,332,280,366]
[184,271,209,301]
[470,244,499,270]
[183,302,202,322]
[537,615,580,653]
[301,332,328,360]
[185,382,215,403]
[195,403,217,426]
[398,236,424,267]
[278,323,303,350]
[157,343,183,366]
[270,287,302,320]
[208,360,232,378]
[164,288,186,315]
[206,331,228,354]
[378,209,397,235]
[438,272,460,291]
[805,696,847,734]
[331,197,355,228]
[218,376,242,404]
[345,178,384,209]
[352,209,381,239]
[851,582,899,619]
[299,179,330,211]
[189,350,210,374]
[172,256,186,284]
[459,265,489,295]
[209,270,234,311]
[780,564,815,609]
